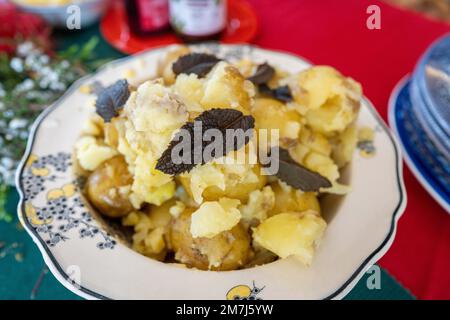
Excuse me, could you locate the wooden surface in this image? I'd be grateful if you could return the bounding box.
[385,0,450,22]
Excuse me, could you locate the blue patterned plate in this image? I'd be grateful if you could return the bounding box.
[413,33,450,138]
[410,77,450,160]
[389,76,450,213]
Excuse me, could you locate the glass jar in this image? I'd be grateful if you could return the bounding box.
[125,0,170,36]
[169,0,227,42]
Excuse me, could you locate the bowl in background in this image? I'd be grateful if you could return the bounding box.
[11,0,110,28]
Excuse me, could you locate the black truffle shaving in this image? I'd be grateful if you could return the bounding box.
[156,108,255,175]
[172,53,221,78]
[259,84,293,103]
[263,146,332,192]
[95,79,130,122]
[247,62,275,85]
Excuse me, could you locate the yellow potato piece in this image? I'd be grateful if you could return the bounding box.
[190,198,241,238]
[75,136,117,171]
[252,98,302,147]
[269,182,320,216]
[289,66,362,135]
[303,151,340,183]
[86,156,134,218]
[239,186,275,226]
[122,200,175,260]
[252,211,326,266]
[201,62,254,112]
[171,208,251,270]
[179,162,266,204]
[332,125,357,168]
[173,73,205,114]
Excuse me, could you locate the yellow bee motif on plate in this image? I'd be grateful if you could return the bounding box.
[358,140,376,158]
[226,282,265,300]
[47,183,76,201]
[26,154,51,176]
[357,127,376,158]
[25,202,52,225]
[26,154,38,168]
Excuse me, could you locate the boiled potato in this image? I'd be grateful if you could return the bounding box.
[103,120,119,149]
[305,95,357,135]
[190,198,241,238]
[170,208,252,270]
[234,58,256,78]
[86,156,134,218]
[122,200,175,260]
[179,163,266,203]
[332,125,357,168]
[173,61,254,114]
[75,136,117,171]
[81,116,103,137]
[173,73,205,114]
[252,98,302,148]
[148,199,174,230]
[269,181,320,216]
[245,247,278,268]
[252,211,326,266]
[288,66,362,135]
[201,62,254,113]
[239,186,275,227]
[303,151,340,183]
[298,127,331,157]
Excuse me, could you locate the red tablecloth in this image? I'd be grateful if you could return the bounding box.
[245,0,450,299]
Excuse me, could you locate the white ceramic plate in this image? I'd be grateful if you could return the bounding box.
[16,44,407,300]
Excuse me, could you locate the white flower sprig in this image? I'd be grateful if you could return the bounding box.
[0,38,101,188]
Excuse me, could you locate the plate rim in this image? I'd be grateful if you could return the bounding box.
[15,44,407,300]
[388,75,450,214]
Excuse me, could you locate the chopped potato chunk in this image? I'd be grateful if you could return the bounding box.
[269,181,320,216]
[86,156,134,218]
[76,136,117,171]
[190,198,241,238]
[252,98,302,147]
[287,66,362,135]
[252,211,326,266]
[171,209,252,270]
[201,61,255,112]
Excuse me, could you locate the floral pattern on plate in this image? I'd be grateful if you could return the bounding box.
[21,152,116,249]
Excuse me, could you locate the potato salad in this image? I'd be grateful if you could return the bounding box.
[74,47,362,270]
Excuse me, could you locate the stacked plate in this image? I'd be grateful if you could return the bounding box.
[389,33,450,213]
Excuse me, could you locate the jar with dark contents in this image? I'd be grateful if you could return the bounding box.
[169,0,227,42]
[125,0,170,36]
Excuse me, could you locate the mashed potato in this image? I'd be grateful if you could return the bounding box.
[76,47,362,270]
[116,80,188,207]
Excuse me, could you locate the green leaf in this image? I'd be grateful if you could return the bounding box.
[0,185,13,223]
[78,37,99,61]
[58,44,80,59]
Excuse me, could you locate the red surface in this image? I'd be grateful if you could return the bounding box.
[101,0,258,54]
[243,0,450,299]
[0,2,51,54]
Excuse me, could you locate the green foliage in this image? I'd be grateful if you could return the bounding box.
[0,185,12,223]
[0,37,107,221]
